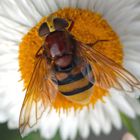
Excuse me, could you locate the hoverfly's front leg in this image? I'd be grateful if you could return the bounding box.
[35,46,44,58]
[87,39,113,47]
[35,43,48,58]
[92,39,110,46]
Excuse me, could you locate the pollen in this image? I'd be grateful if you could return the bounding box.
[19,8,123,111]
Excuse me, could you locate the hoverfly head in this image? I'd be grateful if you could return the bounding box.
[38,15,74,37]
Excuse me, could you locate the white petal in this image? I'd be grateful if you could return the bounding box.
[103,98,122,129]
[56,0,70,8]
[110,90,136,118]
[89,107,101,136]
[125,96,140,116]
[46,0,59,13]
[59,109,78,140]
[78,108,90,139]
[0,0,32,27]
[40,109,60,139]
[95,103,112,134]
[14,0,42,24]
[77,0,89,9]
[0,111,7,122]
[68,0,77,8]
[0,16,28,34]
[30,0,51,16]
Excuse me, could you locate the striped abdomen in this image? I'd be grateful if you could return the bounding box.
[55,64,95,104]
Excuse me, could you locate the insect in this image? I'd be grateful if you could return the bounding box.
[19,14,140,136]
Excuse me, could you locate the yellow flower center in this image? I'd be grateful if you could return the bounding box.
[19,8,123,111]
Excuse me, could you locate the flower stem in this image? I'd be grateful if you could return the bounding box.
[121,112,140,140]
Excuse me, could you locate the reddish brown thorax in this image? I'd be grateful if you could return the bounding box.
[45,31,75,68]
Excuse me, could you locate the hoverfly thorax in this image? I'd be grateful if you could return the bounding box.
[45,31,76,69]
[38,15,76,70]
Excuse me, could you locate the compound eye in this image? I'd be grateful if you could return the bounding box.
[53,18,69,30]
[38,22,50,37]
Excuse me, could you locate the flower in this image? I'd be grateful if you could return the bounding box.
[0,0,140,140]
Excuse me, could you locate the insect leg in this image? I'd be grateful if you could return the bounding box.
[35,46,44,58]
[90,39,113,46]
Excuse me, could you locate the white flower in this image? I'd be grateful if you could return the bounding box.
[0,0,140,140]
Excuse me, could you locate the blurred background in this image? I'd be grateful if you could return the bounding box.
[0,114,139,140]
[0,123,125,140]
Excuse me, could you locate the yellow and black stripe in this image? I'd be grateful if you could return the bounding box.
[57,65,95,104]
[56,64,94,104]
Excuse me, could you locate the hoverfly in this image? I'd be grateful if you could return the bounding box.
[19,14,140,136]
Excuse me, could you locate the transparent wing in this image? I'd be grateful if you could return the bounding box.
[19,55,58,137]
[74,56,95,84]
[77,41,140,93]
